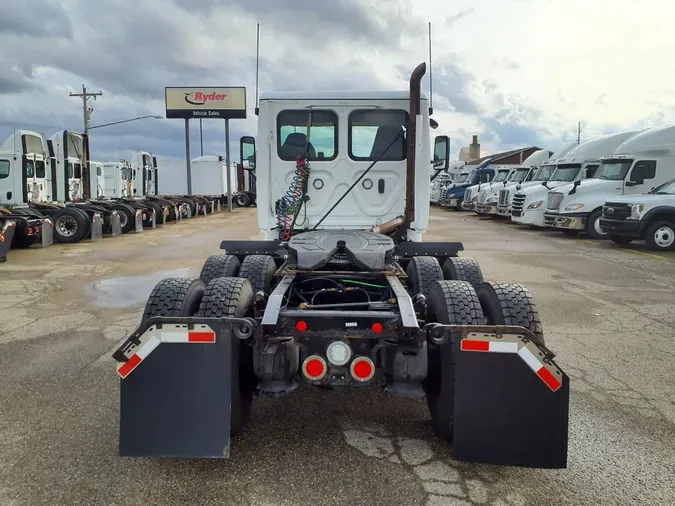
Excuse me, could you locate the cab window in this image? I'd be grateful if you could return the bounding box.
[634,160,657,180]
[67,162,73,178]
[97,166,102,176]
[0,160,9,179]
[479,173,490,183]
[26,160,34,178]
[348,109,408,161]
[35,161,46,178]
[277,110,338,161]
[585,164,599,178]
[74,164,82,179]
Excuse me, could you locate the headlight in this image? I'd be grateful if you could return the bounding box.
[565,203,585,211]
[448,193,456,198]
[629,203,645,220]
[527,201,543,209]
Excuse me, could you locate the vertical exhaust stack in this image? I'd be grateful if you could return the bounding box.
[404,62,427,234]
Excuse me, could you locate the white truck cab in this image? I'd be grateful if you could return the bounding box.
[511,131,642,227]
[599,177,675,250]
[48,130,93,202]
[496,149,555,216]
[98,160,135,198]
[0,129,54,205]
[244,89,442,241]
[545,124,675,239]
[130,151,158,197]
[475,166,518,215]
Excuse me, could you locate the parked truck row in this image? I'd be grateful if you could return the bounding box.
[433,125,675,251]
[0,129,256,263]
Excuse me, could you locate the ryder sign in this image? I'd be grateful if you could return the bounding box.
[165,87,247,119]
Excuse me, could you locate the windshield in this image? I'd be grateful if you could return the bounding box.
[593,160,633,181]
[493,170,510,183]
[535,166,555,181]
[456,173,469,183]
[649,179,675,195]
[550,164,581,182]
[511,168,530,182]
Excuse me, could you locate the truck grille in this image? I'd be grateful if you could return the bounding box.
[499,189,509,206]
[511,193,526,217]
[477,190,487,204]
[464,189,472,202]
[602,202,630,220]
[546,193,563,211]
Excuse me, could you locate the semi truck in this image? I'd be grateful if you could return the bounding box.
[511,131,643,229]
[442,161,495,210]
[497,143,576,217]
[112,62,570,469]
[545,124,675,241]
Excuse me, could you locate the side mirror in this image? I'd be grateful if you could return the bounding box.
[433,135,450,170]
[240,136,256,171]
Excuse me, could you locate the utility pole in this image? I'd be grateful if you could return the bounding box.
[70,85,103,138]
[577,121,582,144]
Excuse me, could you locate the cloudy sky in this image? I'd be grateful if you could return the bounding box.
[1,0,674,163]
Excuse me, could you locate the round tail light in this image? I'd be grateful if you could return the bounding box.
[302,355,327,381]
[350,356,375,382]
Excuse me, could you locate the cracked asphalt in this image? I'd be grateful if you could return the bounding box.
[1,206,674,506]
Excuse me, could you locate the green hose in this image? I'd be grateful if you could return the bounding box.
[341,279,388,289]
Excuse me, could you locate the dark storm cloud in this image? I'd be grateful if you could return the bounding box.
[172,0,424,46]
[424,57,483,115]
[0,0,72,38]
[0,70,37,94]
[479,111,550,149]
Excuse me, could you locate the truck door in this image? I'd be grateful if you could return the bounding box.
[0,156,17,205]
[625,160,657,195]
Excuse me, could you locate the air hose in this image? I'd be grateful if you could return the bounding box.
[277,154,311,241]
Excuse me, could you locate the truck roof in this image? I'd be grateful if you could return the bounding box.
[557,130,643,164]
[1,129,47,155]
[259,90,429,101]
[611,124,675,156]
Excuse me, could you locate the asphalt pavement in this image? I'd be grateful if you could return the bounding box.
[0,206,673,506]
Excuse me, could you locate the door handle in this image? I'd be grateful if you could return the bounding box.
[378,179,385,194]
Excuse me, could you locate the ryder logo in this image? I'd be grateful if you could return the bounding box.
[184,91,227,106]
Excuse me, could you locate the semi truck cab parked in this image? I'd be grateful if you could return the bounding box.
[475,166,518,215]
[130,151,158,197]
[511,131,642,227]
[48,130,93,202]
[544,124,675,239]
[443,161,494,210]
[599,177,675,250]
[496,149,554,216]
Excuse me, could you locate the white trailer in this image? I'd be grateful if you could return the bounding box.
[156,156,238,199]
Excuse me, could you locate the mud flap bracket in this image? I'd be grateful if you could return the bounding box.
[115,317,256,458]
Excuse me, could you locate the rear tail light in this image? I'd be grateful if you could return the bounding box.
[302,355,327,381]
[350,356,375,382]
[296,320,308,332]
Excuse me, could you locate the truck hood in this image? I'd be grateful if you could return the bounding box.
[515,181,568,198]
[606,193,675,204]
[553,178,615,196]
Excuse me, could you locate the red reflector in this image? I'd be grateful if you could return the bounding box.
[118,354,142,378]
[353,359,373,379]
[188,331,216,343]
[305,358,324,378]
[537,366,562,392]
[460,340,490,352]
[372,323,383,333]
[296,321,308,332]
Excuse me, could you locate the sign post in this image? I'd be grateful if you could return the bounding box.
[165,87,247,211]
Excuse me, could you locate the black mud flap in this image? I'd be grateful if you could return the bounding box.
[448,326,569,469]
[115,317,255,458]
[0,220,16,263]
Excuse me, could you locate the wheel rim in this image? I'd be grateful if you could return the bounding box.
[593,216,606,236]
[118,212,128,227]
[237,195,246,205]
[55,215,78,237]
[654,226,674,248]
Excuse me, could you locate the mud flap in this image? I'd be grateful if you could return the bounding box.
[150,209,157,229]
[202,204,208,217]
[450,328,569,469]
[90,213,103,241]
[39,218,54,247]
[186,204,192,219]
[162,207,168,225]
[116,318,246,458]
[134,209,143,233]
[0,221,16,263]
[108,212,122,236]
[217,200,222,213]
[174,205,181,222]
[211,200,216,214]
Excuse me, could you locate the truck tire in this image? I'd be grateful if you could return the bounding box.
[200,254,241,285]
[454,198,463,211]
[585,208,607,240]
[239,255,276,294]
[141,278,205,324]
[406,256,443,297]
[10,222,37,248]
[645,221,675,251]
[146,202,164,224]
[476,282,545,346]
[53,207,90,243]
[442,257,484,288]
[236,193,251,207]
[111,203,136,233]
[196,277,256,435]
[424,280,485,439]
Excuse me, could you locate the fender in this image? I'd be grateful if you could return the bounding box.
[642,205,675,223]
